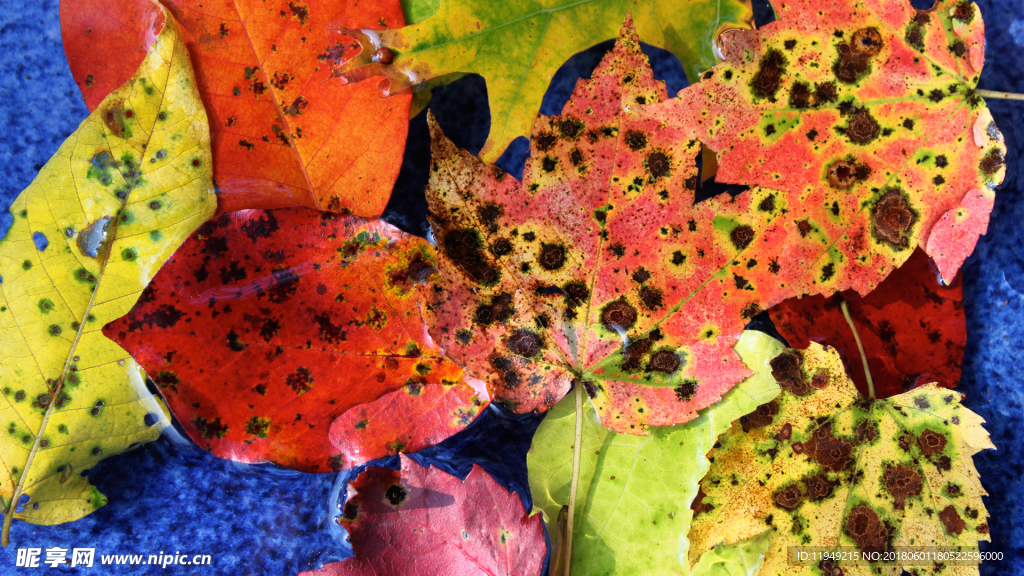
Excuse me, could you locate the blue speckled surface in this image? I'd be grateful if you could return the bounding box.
[0,0,1022,574]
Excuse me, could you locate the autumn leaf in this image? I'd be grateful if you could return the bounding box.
[0,10,215,543]
[646,0,1006,288]
[105,208,486,472]
[770,248,964,399]
[334,0,753,161]
[424,17,959,434]
[62,0,411,215]
[527,331,783,575]
[689,342,994,576]
[300,455,546,576]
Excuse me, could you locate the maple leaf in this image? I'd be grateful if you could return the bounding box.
[0,10,215,543]
[424,18,950,434]
[646,0,1006,287]
[300,455,546,576]
[689,342,994,576]
[334,0,753,161]
[105,209,486,472]
[770,248,964,399]
[528,331,782,575]
[61,0,411,215]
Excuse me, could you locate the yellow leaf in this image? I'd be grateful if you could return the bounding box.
[0,8,215,543]
[689,343,994,576]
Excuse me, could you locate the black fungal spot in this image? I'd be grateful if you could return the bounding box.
[648,350,680,374]
[442,229,499,286]
[385,485,407,506]
[625,130,648,150]
[600,298,638,331]
[541,157,558,172]
[789,81,810,109]
[750,49,786,101]
[730,225,755,250]
[646,152,670,179]
[639,286,663,310]
[826,158,872,190]
[491,238,512,257]
[506,328,542,358]
[674,380,697,401]
[536,133,556,151]
[871,189,917,248]
[559,117,584,139]
[538,243,566,270]
[834,27,883,84]
[842,108,881,144]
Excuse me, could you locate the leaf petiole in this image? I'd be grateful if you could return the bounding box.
[839,299,875,399]
[562,381,584,576]
[975,89,1024,101]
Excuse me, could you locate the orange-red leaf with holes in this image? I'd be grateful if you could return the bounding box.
[104,209,486,472]
[62,0,410,216]
[769,248,964,399]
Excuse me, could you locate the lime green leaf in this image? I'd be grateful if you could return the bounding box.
[690,531,770,576]
[340,0,753,160]
[689,343,995,576]
[528,331,783,575]
[0,10,215,542]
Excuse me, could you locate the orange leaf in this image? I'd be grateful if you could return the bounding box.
[61,0,410,215]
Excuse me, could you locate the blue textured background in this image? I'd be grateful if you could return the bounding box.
[0,0,1022,573]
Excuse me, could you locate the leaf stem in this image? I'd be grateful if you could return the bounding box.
[839,299,875,399]
[563,381,584,576]
[975,89,1024,101]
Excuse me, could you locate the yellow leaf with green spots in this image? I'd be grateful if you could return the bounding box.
[338,0,754,161]
[0,8,215,543]
[527,331,783,575]
[689,342,994,576]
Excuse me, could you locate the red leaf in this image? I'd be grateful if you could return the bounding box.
[769,248,964,399]
[330,377,486,469]
[646,0,1006,288]
[61,0,410,216]
[105,209,486,472]
[301,456,546,576]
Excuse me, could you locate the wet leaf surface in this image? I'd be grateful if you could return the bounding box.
[647,0,1006,287]
[689,342,994,576]
[0,10,215,540]
[527,331,782,575]
[302,455,546,576]
[336,0,753,161]
[771,248,965,399]
[61,0,411,215]
[106,208,486,472]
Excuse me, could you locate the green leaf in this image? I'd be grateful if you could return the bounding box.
[528,330,783,575]
[0,9,215,543]
[690,531,770,576]
[341,0,753,160]
[689,343,995,576]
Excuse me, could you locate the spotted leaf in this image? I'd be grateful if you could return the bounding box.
[334,0,753,162]
[425,18,948,433]
[0,10,215,542]
[646,0,1005,289]
[689,342,994,576]
[105,209,485,472]
[770,248,964,399]
[301,455,546,576]
[61,0,410,215]
[528,331,783,575]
